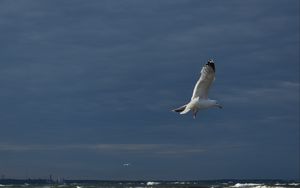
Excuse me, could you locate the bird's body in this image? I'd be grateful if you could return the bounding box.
[123,163,130,167]
[173,59,222,119]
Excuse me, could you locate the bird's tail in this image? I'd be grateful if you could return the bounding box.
[180,107,191,114]
[172,104,188,114]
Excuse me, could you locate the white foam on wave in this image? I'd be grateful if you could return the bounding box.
[0,185,14,187]
[173,181,188,185]
[146,181,160,186]
[289,183,300,186]
[230,183,288,188]
[231,183,262,187]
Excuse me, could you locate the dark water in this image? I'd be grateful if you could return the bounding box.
[0,180,299,188]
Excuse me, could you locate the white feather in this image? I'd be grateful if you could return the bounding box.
[191,64,215,100]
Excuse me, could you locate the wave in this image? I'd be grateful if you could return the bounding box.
[231,183,262,187]
[230,183,289,188]
[146,181,160,186]
[289,183,299,186]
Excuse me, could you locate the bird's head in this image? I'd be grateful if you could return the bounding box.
[213,100,223,109]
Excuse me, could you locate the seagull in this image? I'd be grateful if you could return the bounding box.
[123,163,130,167]
[172,59,222,119]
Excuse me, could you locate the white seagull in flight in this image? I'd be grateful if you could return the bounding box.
[123,163,130,167]
[172,59,222,119]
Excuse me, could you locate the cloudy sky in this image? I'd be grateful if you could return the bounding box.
[0,0,299,180]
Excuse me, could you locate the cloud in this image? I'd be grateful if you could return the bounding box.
[0,143,206,156]
[217,80,299,104]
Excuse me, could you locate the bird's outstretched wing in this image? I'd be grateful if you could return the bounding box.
[191,60,215,100]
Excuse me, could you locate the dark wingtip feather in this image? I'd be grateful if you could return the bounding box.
[172,105,186,113]
[206,59,215,72]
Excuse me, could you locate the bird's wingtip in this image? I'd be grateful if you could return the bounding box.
[206,59,215,72]
[208,59,214,63]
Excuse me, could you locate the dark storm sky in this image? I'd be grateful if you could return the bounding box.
[0,0,299,180]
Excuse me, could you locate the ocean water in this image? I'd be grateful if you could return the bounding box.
[0,180,299,188]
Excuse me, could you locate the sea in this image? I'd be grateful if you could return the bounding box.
[0,179,299,188]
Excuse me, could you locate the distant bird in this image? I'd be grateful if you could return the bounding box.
[123,163,130,167]
[172,59,222,119]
